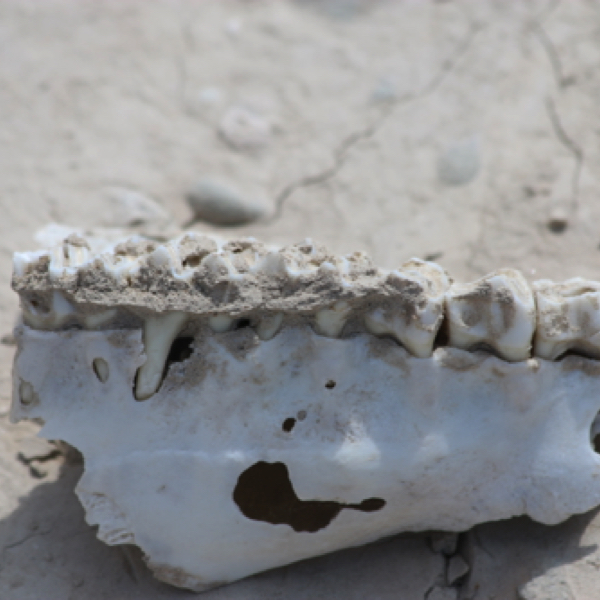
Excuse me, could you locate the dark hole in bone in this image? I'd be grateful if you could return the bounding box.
[164,337,194,372]
[593,435,600,454]
[325,380,336,389]
[92,358,109,383]
[183,255,202,268]
[282,418,296,432]
[433,321,449,351]
[234,318,252,330]
[233,461,386,533]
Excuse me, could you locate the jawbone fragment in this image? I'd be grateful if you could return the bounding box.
[10,233,600,592]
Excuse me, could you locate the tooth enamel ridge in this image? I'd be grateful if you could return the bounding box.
[445,269,536,362]
[534,278,600,360]
[11,232,600,593]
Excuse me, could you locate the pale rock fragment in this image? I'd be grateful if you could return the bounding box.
[219,106,272,151]
[187,178,267,226]
[445,269,535,361]
[534,278,600,360]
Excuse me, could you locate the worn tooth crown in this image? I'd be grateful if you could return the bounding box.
[534,278,600,360]
[364,259,450,358]
[445,269,535,362]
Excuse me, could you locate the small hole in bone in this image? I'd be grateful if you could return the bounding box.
[297,410,307,421]
[325,380,336,389]
[233,461,386,533]
[19,380,36,406]
[92,358,109,383]
[164,337,194,370]
[433,323,449,351]
[282,418,296,432]
[234,318,252,330]
[183,255,202,268]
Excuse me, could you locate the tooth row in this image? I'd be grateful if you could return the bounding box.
[14,234,600,370]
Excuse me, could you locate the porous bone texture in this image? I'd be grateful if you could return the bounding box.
[10,233,600,592]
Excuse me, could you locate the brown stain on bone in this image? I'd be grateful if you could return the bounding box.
[233,461,385,533]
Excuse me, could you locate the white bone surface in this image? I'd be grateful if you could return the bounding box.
[11,324,600,592]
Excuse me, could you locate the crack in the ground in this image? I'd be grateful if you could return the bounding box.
[531,2,583,213]
[545,96,584,212]
[269,22,482,222]
[531,15,574,89]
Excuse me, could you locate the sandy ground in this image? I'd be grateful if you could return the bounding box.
[2,0,600,598]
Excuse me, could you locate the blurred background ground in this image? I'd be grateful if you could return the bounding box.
[1,0,600,598]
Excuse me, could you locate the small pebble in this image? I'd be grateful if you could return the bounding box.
[547,208,568,234]
[219,106,272,151]
[187,178,267,226]
[437,136,480,186]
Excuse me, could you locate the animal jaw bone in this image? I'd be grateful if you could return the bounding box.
[10,233,600,592]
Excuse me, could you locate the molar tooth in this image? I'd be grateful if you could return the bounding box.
[256,313,283,341]
[208,315,234,333]
[314,301,351,338]
[364,261,450,358]
[534,278,600,360]
[445,269,535,361]
[135,312,188,401]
